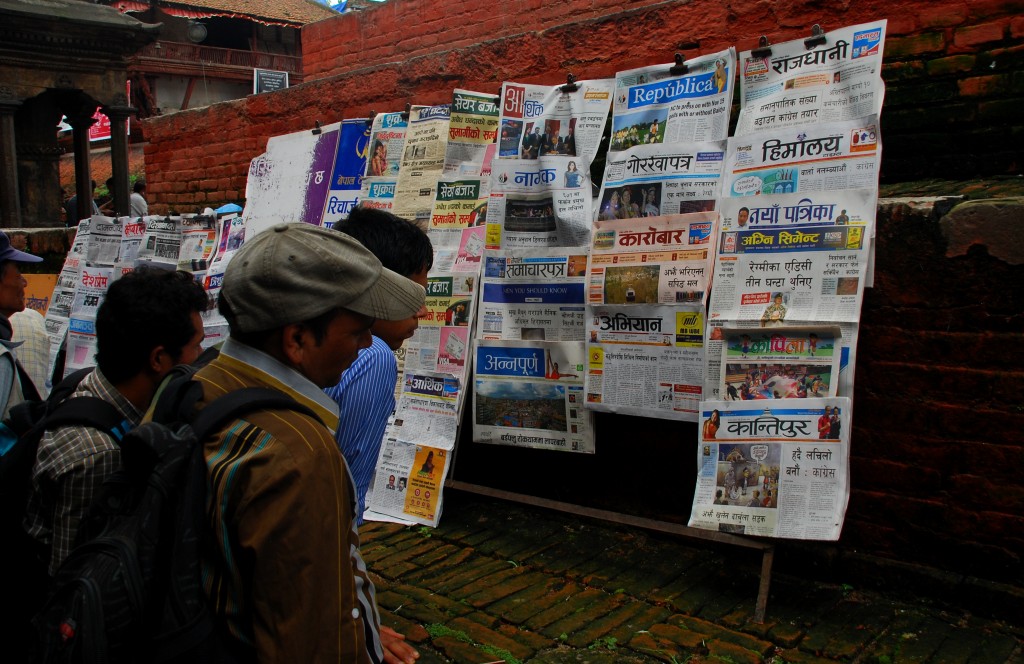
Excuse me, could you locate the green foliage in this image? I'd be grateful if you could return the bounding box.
[423,623,522,664]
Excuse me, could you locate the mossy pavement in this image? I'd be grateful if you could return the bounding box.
[361,493,1024,664]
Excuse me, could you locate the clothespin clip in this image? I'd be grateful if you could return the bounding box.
[751,36,773,59]
[669,53,688,76]
[804,24,826,49]
[311,120,322,135]
[560,73,579,93]
[400,103,411,121]
[365,111,376,127]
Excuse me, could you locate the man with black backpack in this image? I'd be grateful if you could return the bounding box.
[24,267,208,574]
[195,223,425,663]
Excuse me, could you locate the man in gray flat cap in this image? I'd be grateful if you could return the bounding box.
[195,223,424,664]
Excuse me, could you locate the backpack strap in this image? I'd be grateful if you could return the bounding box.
[14,360,40,403]
[44,396,133,443]
[190,387,322,441]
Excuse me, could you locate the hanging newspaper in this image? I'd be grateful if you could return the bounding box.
[688,397,851,540]
[322,118,371,228]
[704,193,872,399]
[393,104,451,226]
[478,248,587,341]
[444,89,500,176]
[426,178,489,249]
[42,255,80,383]
[358,177,398,212]
[136,216,181,266]
[598,142,726,219]
[716,326,841,401]
[367,436,450,527]
[724,115,880,196]
[177,214,218,272]
[85,216,134,266]
[611,48,736,149]
[735,20,887,136]
[365,111,407,177]
[584,304,704,421]
[64,265,114,377]
[589,213,717,308]
[403,272,477,399]
[486,157,594,249]
[473,340,594,454]
[432,224,486,274]
[200,213,247,347]
[718,188,876,232]
[497,78,614,163]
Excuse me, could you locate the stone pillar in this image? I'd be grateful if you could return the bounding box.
[0,97,21,227]
[106,105,133,217]
[65,112,97,224]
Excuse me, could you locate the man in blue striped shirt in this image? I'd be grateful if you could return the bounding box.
[327,207,432,524]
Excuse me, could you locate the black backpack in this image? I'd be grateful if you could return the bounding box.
[31,364,320,664]
[0,368,131,663]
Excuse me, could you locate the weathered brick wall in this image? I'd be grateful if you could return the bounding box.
[140,0,1024,591]
[143,0,1024,213]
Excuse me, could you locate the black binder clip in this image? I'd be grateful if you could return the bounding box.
[805,24,826,49]
[400,103,411,121]
[751,36,773,59]
[669,53,688,76]
[311,120,322,135]
[559,73,579,93]
[365,111,376,127]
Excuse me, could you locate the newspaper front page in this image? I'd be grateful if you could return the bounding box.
[736,20,887,136]
[426,178,489,249]
[472,340,594,454]
[365,111,408,177]
[444,89,500,176]
[486,157,594,249]
[584,304,704,421]
[358,177,398,213]
[612,48,737,150]
[478,248,587,342]
[688,397,850,540]
[717,326,841,402]
[497,78,614,164]
[367,435,450,527]
[393,104,451,226]
[598,142,726,220]
[403,272,477,398]
[724,115,881,196]
[321,118,371,228]
[589,213,717,307]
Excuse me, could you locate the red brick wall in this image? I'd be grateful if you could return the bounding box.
[141,0,1024,591]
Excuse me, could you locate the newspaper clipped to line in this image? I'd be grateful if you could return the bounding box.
[612,48,736,150]
[365,111,408,177]
[584,304,704,421]
[688,397,851,541]
[598,142,726,219]
[589,213,717,308]
[724,115,881,196]
[716,326,841,401]
[497,78,613,164]
[394,104,451,226]
[403,272,477,402]
[444,89,500,176]
[473,340,593,454]
[736,20,887,136]
[478,248,588,342]
[367,435,450,528]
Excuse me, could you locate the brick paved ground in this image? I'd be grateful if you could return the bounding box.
[362,493,1023,664]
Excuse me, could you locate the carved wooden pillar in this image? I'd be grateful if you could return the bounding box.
[0,95,21,227]
[105,103,133,217]
[65,111,97,224]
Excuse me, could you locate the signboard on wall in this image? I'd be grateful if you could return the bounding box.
[254,69,289,94]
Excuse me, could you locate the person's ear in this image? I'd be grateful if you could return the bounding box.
[148,345,175,374]
[281,323,306,365]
